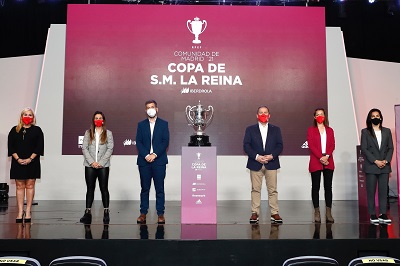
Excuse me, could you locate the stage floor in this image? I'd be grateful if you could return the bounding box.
[0,199,399,240]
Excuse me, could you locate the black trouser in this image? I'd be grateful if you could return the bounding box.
[84,167,110,208]
[311,169,334,208]
[366,173,388,215]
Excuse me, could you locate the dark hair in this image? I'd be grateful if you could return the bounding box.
[145,100,157,107]
[313,108,329,127]
[89,111,107,144]
[366,108,383,136]
[257,106,269,114]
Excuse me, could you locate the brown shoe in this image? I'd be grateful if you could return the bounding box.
[326,207,334,223]
[158,214,165,224]
[249,212,259,224]
[314,207,321,223]
[137,214,146,224]
[271,213,283,223]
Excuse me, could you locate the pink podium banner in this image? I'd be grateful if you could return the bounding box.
[181,147,217,224]
[181,224,217,240]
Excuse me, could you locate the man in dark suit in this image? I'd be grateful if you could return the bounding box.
[136,100,170,224]
[243,106,283,224]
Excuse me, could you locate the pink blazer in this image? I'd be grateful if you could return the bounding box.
[307,126,335,172]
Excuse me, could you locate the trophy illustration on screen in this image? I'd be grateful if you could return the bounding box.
[187,17,207,44]
[186,101,213,146]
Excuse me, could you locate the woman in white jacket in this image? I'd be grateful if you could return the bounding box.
[80,111,114,224]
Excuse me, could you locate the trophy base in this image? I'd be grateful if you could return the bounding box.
[188,134,211,146]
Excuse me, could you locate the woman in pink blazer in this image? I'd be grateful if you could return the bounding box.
[307,108,335,223]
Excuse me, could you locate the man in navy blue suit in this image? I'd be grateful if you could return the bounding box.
[136,100,170,224]
[243,106,283,224]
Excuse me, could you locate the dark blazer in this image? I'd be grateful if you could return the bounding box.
[136,117,169,167]
[243,123,283,171]
[361,127,394,174]
[307,126,335,172]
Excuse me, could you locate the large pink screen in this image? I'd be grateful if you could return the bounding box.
[63,5,327,155]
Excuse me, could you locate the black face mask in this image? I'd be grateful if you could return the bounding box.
[371,118,381,125]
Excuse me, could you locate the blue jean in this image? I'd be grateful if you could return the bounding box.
[139,164,166,215]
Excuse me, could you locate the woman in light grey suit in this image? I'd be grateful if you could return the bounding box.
[80,111,114,224]
[361,108,393,224]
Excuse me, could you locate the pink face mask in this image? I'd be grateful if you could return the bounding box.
[257,114,270,123]
[315,116,325,124]
[94,119,103,127]
[22,117,33,125]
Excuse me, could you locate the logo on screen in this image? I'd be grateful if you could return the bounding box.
[196,199,202,204]
[187,17,207,44]
[301,141,308,148]
[123,139,135,146]
[78,136,84,148]
[180,87,213,94]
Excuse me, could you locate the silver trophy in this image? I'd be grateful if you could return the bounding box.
[185,101,213,146]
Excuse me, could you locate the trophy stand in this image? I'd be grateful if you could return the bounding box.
[186,101,213,147]
[188,134,211,146]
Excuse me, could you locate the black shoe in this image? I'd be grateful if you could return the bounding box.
[370,214,379,224]
[24,212,32,223]
[103,209,110,224]
[80,209,92,224]
[378,214,391,224]
[16,211,25,224]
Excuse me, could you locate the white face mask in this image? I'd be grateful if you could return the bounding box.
[147,108,157,118]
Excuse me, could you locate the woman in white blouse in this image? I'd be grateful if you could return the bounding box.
[80,111,114,224]
[361,108,393,224]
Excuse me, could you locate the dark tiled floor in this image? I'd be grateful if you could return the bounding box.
[0,198,398,240]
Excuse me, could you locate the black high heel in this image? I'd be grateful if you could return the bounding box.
[24,212,32,223]
[16,211,25,223]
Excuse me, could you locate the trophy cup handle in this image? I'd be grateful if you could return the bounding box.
[185,105,195,125]
[200,20,207,34]
[186,20,194,34]
[205,105,214,127]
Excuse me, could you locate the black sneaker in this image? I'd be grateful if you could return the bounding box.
[370,214,379,224]
[378,214,391,224]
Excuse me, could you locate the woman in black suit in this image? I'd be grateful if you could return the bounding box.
[360,108,394,224]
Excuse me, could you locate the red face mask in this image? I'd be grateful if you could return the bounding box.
[257,114,270,123]
[22,117,33,125]
[315,116,325,124]
[94,119,103,127]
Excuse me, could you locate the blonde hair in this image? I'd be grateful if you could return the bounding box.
[16,107,36,133]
